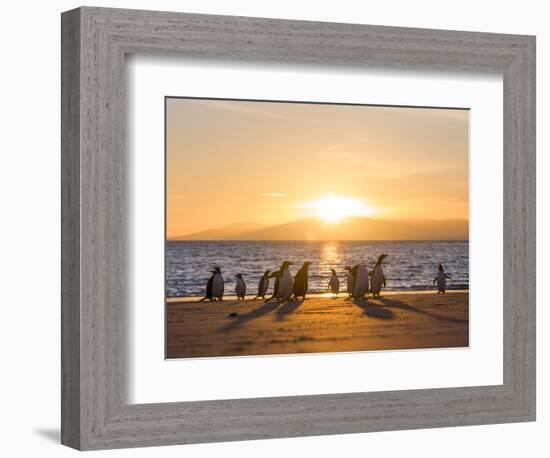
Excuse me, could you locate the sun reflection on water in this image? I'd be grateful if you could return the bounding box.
[319,241,342,273]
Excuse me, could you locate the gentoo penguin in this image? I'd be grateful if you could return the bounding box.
[235,273,246,300]
[199,269,216,302]
[265,269,281,302]
[370,254,387,298]
[276,260,294,302]
[211,266,224,301]
[328,269,340,297]
[344,266,354,297]
[352,264,369,300]
[253,270,271,300]
[433,264,451,294]
[293,261,311,300]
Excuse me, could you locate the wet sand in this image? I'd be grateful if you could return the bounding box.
[166,292,469,359]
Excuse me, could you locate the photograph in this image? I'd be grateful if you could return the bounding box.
[165,97,470,359]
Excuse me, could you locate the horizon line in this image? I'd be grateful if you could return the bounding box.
[169,216,470,239]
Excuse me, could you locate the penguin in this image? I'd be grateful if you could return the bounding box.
[433,264,451,294]
[328,269,340,297]
[265,269,281,302]
[292,261,311,300]
[276,260,293,302]
[253,270,271,300]
[235,273,246,300]
[199,269,216,302]
[352,264,369,300]
[370,254,387,298]
[344,266,354,297]
[211,266,224,301]
[348,265,359,299]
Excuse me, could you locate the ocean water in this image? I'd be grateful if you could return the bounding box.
[166,240,469,297]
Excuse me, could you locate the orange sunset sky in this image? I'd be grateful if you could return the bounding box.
[166,98,469,239]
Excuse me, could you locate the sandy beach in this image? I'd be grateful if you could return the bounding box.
[166,291,469,359]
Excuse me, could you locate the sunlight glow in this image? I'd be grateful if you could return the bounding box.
[308,194,373,223]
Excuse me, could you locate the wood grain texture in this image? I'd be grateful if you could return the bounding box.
[61,6,536,450]
[60,7,81,449]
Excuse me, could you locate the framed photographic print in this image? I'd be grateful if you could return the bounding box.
[165,97,470,359]
[61,6,536,450]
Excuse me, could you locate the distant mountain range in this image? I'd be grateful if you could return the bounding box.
[169,217,468,241]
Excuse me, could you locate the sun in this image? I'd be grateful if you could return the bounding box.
[309,194,373,223]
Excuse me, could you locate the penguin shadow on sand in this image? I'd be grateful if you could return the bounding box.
[220,301,280,332]
[276,299,303,320]
[353,298,394,320]
[377,297,468,324]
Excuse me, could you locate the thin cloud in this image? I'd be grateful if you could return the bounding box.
[262,193,286,198]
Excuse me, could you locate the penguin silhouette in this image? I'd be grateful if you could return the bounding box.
[199,269,216,302]
[235,273,246,300]
[433,264,451,294]
[211,266,224,301]
[276,261,294,302]
[328,269,340,297]
[347,265,359,300]
[344,266,354,297]
[293,261,311,300]
[265,261,294,302]
[265,269,281,302]
[352,264,369,300]
[370,254,387,298]
[253,270,271,300]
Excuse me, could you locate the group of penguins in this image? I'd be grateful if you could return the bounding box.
[201,254,450,302]
[198,253,451,303]
[199,255,453,302]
